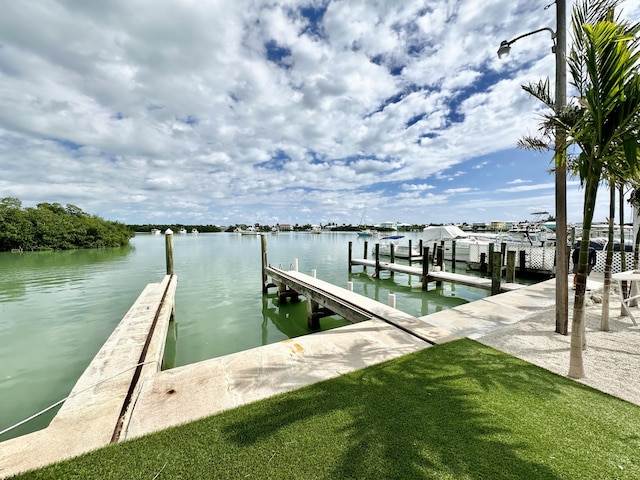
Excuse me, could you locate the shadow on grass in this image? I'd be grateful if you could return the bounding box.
[217,339,567,479]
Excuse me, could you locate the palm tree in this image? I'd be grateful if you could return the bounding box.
[566,1,640,377]
[521,0,640,378]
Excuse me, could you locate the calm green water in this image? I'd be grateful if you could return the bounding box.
[0,232,487,441]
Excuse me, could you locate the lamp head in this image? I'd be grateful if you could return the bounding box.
[497,40,511,59]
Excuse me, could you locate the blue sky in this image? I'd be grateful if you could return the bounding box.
[1,0,639,226]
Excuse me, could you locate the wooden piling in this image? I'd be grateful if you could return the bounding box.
[348,241,353,273]
[421,247,430,290]
[480,253,487,274]
[487,243,494,274]
[390,243,395,279]
[451,240,456,271]
[519,250,526,276]
[491,251,502,295]
[307,299,320,329]
[363,241,368,272]
[436,245,444,286]
[261,235,268,293]
[506,251,516,283]
[165,229,174,275]
[374,243,381,279]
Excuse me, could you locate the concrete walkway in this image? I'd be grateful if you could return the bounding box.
[0,275,603,478]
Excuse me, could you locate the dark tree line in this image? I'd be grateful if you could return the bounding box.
[0,197,133,251]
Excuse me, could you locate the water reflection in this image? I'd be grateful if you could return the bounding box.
[0,246,133,303]
[261,294,349,341]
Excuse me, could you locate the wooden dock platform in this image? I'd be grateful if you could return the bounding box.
[0,274,178,477]
[265,266,449,344]
[350,258,524,293]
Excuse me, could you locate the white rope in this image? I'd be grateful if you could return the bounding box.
[0,360,157,437]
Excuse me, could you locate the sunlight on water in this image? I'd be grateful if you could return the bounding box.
[0,231,490,441]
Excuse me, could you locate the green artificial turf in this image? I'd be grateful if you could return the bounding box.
[13,339,640,479]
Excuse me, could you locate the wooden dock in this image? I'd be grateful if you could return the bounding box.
[350,258,524,293]
[0,274,178,477]
[265,266,444,344]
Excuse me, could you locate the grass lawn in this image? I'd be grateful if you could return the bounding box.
[13,338,640,479]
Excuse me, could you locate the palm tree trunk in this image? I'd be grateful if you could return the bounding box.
[569,174,599,378]
[601,183,614,331]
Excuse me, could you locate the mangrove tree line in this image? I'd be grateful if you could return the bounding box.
[0,197,133,251]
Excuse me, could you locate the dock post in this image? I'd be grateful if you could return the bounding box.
[500,242,507,267]
[451,240,456,272]
[165,229,174,275]
[491,252,502,295]
[506,251,516,283]
[435,245,444,286]
[487,244,495,274]
[390,243,395,279]
[261,234,269,293]
[307,300,321,329]
[363,241,368,273]
[480,253,487,274]
[374,243,381,279]
[421,247,430,290]
[519,250,527,276]
[388,293,396,308]
[348,241,353,273]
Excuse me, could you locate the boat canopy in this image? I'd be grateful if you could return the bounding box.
[422,225,469,242]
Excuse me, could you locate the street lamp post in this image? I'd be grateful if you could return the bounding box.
[498,0,568,335]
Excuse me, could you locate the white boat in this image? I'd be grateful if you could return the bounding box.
[191,228,199,234]
[423,225,489,263]
[357,229,378,238]
[378,236,421,258]
[235,226,261,235]
[150,228,161,235]
[179,228,187,234]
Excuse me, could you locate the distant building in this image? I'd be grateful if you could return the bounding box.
[378,221,398,231]
[490,221,506,231]
[472,222,487,232]
[278,223,293,231]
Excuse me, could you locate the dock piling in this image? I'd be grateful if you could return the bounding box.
[363,241,368,272]
[488,244,495,274]
[390,243,395,279]
[421,247,430,290]
[165,229,174,275]
[506,251,516,283]
[388,293,396,308]
[491,252,502,295]
[436,246,444,286]
[451,241,456,272]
